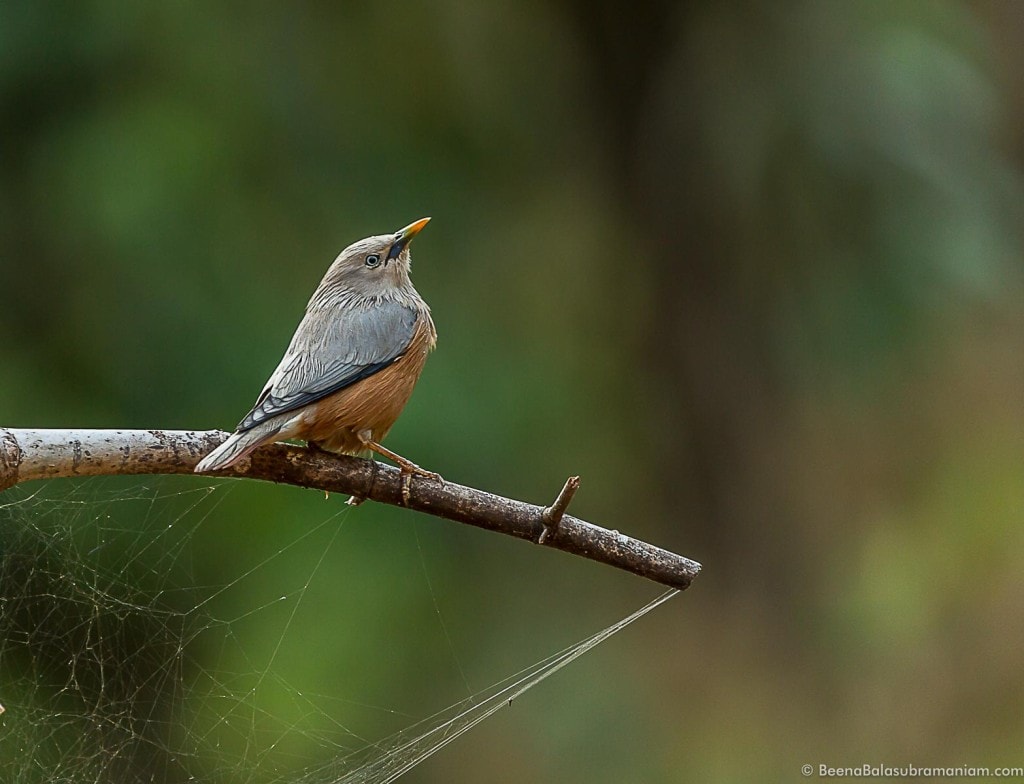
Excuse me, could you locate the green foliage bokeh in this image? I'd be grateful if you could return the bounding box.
[1,2,1022,782]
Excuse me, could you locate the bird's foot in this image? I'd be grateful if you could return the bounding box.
[361,438,442,483]
[399,473,412,506]
[401,461,442,482]
[400,461,444,506]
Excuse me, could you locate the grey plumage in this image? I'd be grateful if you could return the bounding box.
[195,418,284,472]
[240,298,418,430]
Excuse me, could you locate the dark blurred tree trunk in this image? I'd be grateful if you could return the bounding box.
[561,1,790,587]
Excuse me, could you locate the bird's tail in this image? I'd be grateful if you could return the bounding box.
[195,422,281,473]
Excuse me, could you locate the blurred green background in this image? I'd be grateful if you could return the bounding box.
[2,1,1023,782]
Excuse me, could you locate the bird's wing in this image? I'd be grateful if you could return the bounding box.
[237,300,419,432]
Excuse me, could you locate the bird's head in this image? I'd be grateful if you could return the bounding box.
[321,217,430,302]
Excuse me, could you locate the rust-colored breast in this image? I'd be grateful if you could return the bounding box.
[299,311,436,453]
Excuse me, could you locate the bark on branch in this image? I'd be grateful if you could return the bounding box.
[0,428,701,590]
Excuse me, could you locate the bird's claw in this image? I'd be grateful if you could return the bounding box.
[408,466,442,482]
[399,465,442,506]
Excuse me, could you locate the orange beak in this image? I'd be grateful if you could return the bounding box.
[397,217,431,240]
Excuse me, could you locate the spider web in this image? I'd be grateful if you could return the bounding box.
[0,479,676,784]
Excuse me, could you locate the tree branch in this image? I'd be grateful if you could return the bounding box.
[0,428,701,590]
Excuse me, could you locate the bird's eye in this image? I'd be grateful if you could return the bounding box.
[365,254,381,268]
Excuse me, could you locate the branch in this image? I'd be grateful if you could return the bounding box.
[0,428,701,590]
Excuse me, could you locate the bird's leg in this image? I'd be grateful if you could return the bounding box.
[362,439,440,480]
[357,433,441,506]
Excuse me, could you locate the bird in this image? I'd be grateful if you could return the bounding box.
[195,217,438,487]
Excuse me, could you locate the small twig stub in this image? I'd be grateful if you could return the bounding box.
[539,476,581,544]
